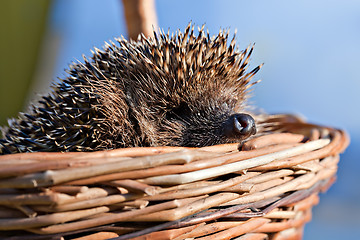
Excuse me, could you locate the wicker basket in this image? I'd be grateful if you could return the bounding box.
[0,115,349,240]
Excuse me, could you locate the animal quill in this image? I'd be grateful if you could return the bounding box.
[0,24,263,154]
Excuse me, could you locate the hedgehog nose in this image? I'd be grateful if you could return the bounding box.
[223,113,257,140]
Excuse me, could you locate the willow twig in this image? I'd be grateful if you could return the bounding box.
[241,133,305,150]
[222,173,317,206]
[172,222,243,240]
[106,179,159,195]
[0,149,216,188]
[143,139,330,185]
[126,223,202,240]
[122,0,158,40]
[245,169,294,184]
[0,206,109,230]
[194,218,270,240]
[33,193,143,212]
[142,173,259,201]
[232,233,269,240]
[63,143,297,186]
[131,192,241,222]
[28,196,206,234]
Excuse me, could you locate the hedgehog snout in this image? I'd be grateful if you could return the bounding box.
[223,113,257,140]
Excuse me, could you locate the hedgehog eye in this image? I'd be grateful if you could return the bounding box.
[166,102,191,119]
[223,113,257,140]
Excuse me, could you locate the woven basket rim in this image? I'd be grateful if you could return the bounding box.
[0,114,350,239]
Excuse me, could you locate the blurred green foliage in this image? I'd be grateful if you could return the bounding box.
[0,0,50,126]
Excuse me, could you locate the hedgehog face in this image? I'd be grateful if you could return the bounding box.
[181,113,257,147]
[159,101,257,147]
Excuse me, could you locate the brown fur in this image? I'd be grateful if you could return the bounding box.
[0,24,263,154]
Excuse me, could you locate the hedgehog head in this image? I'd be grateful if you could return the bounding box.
[88,24,262,148]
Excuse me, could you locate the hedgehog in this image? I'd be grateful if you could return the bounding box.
[0,24,265,155]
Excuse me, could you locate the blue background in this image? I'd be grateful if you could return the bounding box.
[46,0,360,238]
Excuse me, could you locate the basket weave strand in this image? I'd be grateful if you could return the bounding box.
[0,115,349,239]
